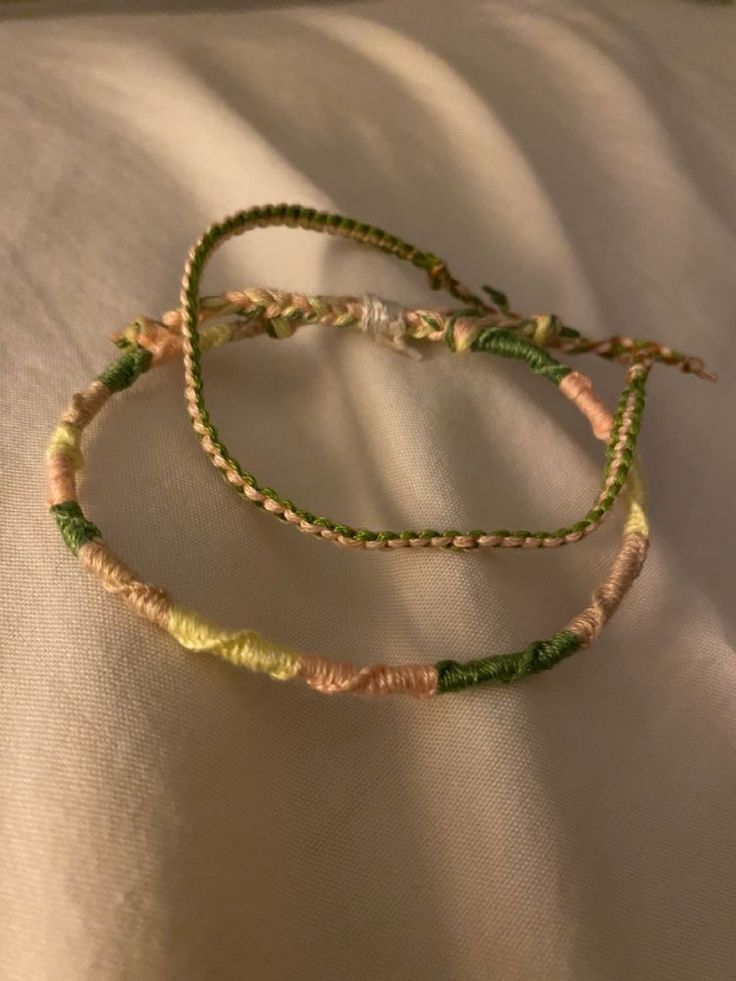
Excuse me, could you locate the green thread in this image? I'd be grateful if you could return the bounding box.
[50,501,100,554]
[179,205,655,549]
[443,308,486,352]
[603,369,648,486]
[435,630,581,693]
[98,347,152,392]
[481,284,510,312]
[470,328,571,385]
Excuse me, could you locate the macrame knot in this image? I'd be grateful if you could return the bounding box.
[443,309,484,353]
[359,294,421,360]
[521,313,563,347]
[113,316,182,364]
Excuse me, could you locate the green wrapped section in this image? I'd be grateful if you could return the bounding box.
[469,328,571,385]
[97,346,152,393]
[435,630,581,693]
[50,501,101,555]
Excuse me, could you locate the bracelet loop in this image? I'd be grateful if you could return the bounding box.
[175,206,695,550]
[48,312,650,696]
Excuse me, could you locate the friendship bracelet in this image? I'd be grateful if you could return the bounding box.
[46,205,714,695]
[47,312,649,696]
[178,204,715,550]
[128,289,646,552]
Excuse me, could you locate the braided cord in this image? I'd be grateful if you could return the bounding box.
[117,319,650,551]
[46,318,651,696]
[176,205,683,550]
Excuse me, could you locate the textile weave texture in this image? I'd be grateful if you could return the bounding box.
[1,1,734,978]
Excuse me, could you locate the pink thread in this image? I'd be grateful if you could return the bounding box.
[132,319,183,365]
[559,371,612,441]
[47,452,77,506]
[566,532,648,644]
[298,655,438,697]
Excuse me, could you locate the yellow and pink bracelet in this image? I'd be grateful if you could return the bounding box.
[47,204,715,696]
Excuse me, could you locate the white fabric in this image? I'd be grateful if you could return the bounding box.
[2,2,735,978]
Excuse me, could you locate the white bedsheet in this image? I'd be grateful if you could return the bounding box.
[2,2,734,978]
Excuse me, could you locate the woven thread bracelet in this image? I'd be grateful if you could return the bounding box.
[46,206,715,696]
[47,312,648,696]
[176,204,715,551]
[119,293,649,551]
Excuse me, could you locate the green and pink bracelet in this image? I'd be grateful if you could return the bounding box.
[46,205,714,696]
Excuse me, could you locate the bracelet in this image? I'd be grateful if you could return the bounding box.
[47,205,715,695]
[137,288,644,552]
[178,204,714,550]
[48,305,649,696]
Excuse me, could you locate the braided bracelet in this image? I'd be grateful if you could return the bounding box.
[48,298,652,696]
[121,295,648,552]
[47,207,714,695]
[177,204,714,551]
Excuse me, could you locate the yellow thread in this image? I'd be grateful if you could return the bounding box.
[407,312,443,340]
[528,314,558,346]
[46,422,83,468]
[624,461,649,536]
[167,605,300,680]
[309,298,329,319]
[201,295,234,311]
[200,322,237,350]
[115,317,157,347]
[270,316,295,339]
[113,322,140,347]
[452,319,481,353]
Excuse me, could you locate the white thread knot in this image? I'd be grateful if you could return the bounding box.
[358,294,422,360]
